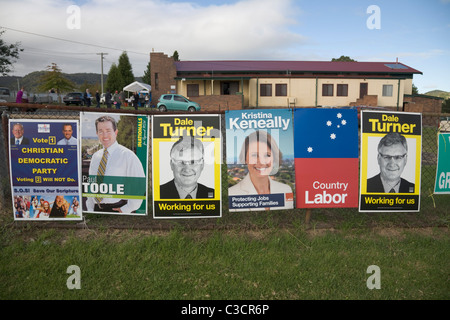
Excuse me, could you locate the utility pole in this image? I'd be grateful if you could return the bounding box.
[97,53,108,94]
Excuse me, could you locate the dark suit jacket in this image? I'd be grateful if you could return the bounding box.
[10,137,30,145]
[367,173,415,193]
[160,179,214,199]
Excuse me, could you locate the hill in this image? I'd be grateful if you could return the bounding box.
[0,72,143,93]
[424,90,450,99]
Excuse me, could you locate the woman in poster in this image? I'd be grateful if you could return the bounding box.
[228,130,293,209]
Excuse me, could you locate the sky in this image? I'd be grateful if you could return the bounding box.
[1,0,449,93]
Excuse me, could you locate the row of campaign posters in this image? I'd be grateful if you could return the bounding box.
[9,108,446,221]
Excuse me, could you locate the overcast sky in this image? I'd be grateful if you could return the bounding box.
[1,0,449,93]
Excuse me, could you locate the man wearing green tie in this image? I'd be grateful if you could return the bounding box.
[86,116,145,213]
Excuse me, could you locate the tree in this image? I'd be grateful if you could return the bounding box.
[117,51,134,89]
[142,60,151,85]
[0,29,24,76]
[39,63,75,99]
[442,98,450,113]
[331,55,356,62]
[106,63,121,92]
[172,50,180,61]
[412,83,419,95]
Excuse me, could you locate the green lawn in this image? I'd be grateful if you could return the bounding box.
[1,221,448,300]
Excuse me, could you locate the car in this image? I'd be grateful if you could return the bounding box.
[157,94,200,112]
[63,92,85,106]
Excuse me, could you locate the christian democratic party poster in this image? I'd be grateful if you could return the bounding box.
[9,119,82,220]
[152,114,221,218]
[294,108,359,208]
[226,109,295,211]
[359,110,422,212]
[81,113,149,215]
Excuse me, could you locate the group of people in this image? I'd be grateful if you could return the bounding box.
[92,89,147,110]
[14,195,79,219]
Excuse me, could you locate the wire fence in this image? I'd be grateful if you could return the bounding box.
[1,104,449,230]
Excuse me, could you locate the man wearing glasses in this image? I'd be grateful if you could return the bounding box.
[367,132,415,193]
[160,136,214,199]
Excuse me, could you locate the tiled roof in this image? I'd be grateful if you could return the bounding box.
[175,60,422,74]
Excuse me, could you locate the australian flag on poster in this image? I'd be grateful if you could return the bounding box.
[294,108,359,208]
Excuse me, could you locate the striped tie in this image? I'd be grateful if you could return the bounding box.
[95,149,109,204]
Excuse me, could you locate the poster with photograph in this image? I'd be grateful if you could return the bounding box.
[81,113,149,215]
[152,114,221,218]
[9,119,82,220]
[359,110,422,212]
[434,132,450,194]
[226,109,295,211]
[294,108,359,208]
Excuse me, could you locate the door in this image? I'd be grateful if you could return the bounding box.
[360,83,368,99]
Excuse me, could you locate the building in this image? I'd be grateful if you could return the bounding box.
[150,52,422,111]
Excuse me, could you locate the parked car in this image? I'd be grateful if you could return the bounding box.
[157,94,200,112]
[63,92,85,106]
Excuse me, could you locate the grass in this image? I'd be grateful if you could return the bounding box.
[1,219,448,300]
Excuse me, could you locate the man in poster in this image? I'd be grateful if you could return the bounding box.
[160,136,214,199]
[367,132,415,193]
[85,115,145,213]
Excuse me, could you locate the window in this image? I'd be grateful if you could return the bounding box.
[337,84,348,97]
[322,84,333,96]
[275,84,287,96]
[260,84,272,97]
[187,84,199,97]
[174,95,187,102]
[383,85,393,97]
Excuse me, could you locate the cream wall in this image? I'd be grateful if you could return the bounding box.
[178,77,412,108]
[248,78,409,108]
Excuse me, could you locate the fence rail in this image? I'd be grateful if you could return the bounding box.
[1,102,449,230]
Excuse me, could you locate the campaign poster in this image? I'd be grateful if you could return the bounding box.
[81,113,149,215]
[9,119,82,220]
[226,109,295,211]
[434,133,450,194]
[359,110,422,212]
[294,108,359,208]
[152,114,221,219]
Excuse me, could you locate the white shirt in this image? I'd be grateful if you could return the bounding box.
[86,141,146,213]
[57,136,78,145]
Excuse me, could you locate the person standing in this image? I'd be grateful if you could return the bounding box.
[84,89,92,107]
[16,87,24,103]
[105,89,112,109]
[95,90,101,108]
[113,90,121,109]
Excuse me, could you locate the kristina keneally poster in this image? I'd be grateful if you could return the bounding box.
[9,119,82,221]
[81,113,149,215]
[294,108,359,208]
[226,109,295,211]
[359,110,422,212]
[152,114,221,219]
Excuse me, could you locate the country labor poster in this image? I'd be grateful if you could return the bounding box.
[81,113,149,215]
[226,109,295,211]
[359,110,422,212]
[434,132,450,194]
[294,108,359,208]
[152,114,221,219]
[9,119,82,220]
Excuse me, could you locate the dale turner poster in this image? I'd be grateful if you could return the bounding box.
[152,114,222,219]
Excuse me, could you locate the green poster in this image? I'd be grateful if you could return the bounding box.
[434,133,450,194]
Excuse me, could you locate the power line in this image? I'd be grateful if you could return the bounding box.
[0,26,148,56]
